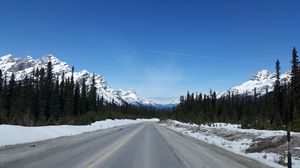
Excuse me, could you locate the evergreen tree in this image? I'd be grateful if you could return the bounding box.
[88,74,97,112]
[10,75,33,124]
[0,70,3,123]
[22,75,33,124]
[39,68,47,122]
[59,72,65,117]
[6,73,16,114]
[273,59,283,129]
[80,78,87,115]
[291,47,300,130]
[64,77,73,118]
[10,80,23,123]
[50,76,60,122]
[0,63,162,125]
[30,68,40,125]
[71,66,75,96]
[73,82,80,116]
[282,78,291,129]
[44,61,54,121]
[0,69,3,95]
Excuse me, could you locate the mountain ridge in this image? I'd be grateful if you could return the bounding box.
[221,69,291,97]
[0,54,291,107]
[0,54,159,106]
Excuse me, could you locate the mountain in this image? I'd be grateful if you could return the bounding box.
[224,69,291,96]
[147,97,180,109]
[2,54,288,107]
[0,54,156,106]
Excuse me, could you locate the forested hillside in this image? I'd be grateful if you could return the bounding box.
[0,62,165,126]
[172,48,300,131]
[1,48,300,132]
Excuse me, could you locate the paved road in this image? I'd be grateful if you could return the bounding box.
[0,122,270,168]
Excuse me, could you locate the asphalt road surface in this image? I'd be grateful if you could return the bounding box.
[0,122,270,168]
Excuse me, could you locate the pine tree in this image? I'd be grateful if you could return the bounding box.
[88,74,97,112]
[39,68,47,122]
[0,69,3,123]
[64,77,73,118]
[44,61,54,121]
[0,61,164,125]
[0,69,3,95]
[30,68,40,125]
[71,67,75,96]
[6,73,16,114]
[11,75,33,124]
[282,78,291,129]
[272,60,283,129]
[11,80,23,123]
[21,75,33,124]
[80,78,87,115]
[291,47,300,130]
[27,70,38,125]
[59,72,65,117]
[50,76,60,122]
[73,82,80,116]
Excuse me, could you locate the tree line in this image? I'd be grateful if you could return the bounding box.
[0,62,164,126]
[171,47,300,131]
[1,48,299,131]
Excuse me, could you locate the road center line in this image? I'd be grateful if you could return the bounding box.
[85,124,146,168]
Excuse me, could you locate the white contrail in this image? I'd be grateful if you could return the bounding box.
[147,50,220,60]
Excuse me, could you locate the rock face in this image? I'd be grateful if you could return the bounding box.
[0,54,154,106]
[1,54,291,106]
[227,69,291,96]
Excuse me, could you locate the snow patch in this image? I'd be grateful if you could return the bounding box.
[161,120,300,168]
[0,118,159,147]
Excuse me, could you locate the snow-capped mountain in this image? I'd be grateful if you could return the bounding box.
[2,54,289,107]
[226,69,291,96]
[0,54,155,106]
[147,97,179,109]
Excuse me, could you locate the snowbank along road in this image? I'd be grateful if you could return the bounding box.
[0,122,271,168]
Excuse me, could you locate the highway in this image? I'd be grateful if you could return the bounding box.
[0,122,270,168]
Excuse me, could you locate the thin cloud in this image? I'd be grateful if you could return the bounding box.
[133,66,185,97]
[147,50,246,62]
[147,50,219,60]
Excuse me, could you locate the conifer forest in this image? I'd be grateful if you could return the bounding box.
[0,48,299,131]
[172,48,300,131]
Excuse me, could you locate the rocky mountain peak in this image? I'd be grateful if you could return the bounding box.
[228,69,290,96]
[0,54,157,106]
[251,70,272,81]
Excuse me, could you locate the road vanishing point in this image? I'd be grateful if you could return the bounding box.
[0,122,271,168]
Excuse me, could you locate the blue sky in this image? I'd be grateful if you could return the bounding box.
[0,0,299,98]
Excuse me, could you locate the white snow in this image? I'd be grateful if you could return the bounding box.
[0,118,159,147]
[0,54,158,106]
[162,120,300,168]
[223,70,291,96]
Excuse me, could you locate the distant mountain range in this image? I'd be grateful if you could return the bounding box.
[0,54,164,106]
[0,54,291,107]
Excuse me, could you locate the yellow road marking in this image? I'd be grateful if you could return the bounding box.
[85,124,145,168]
